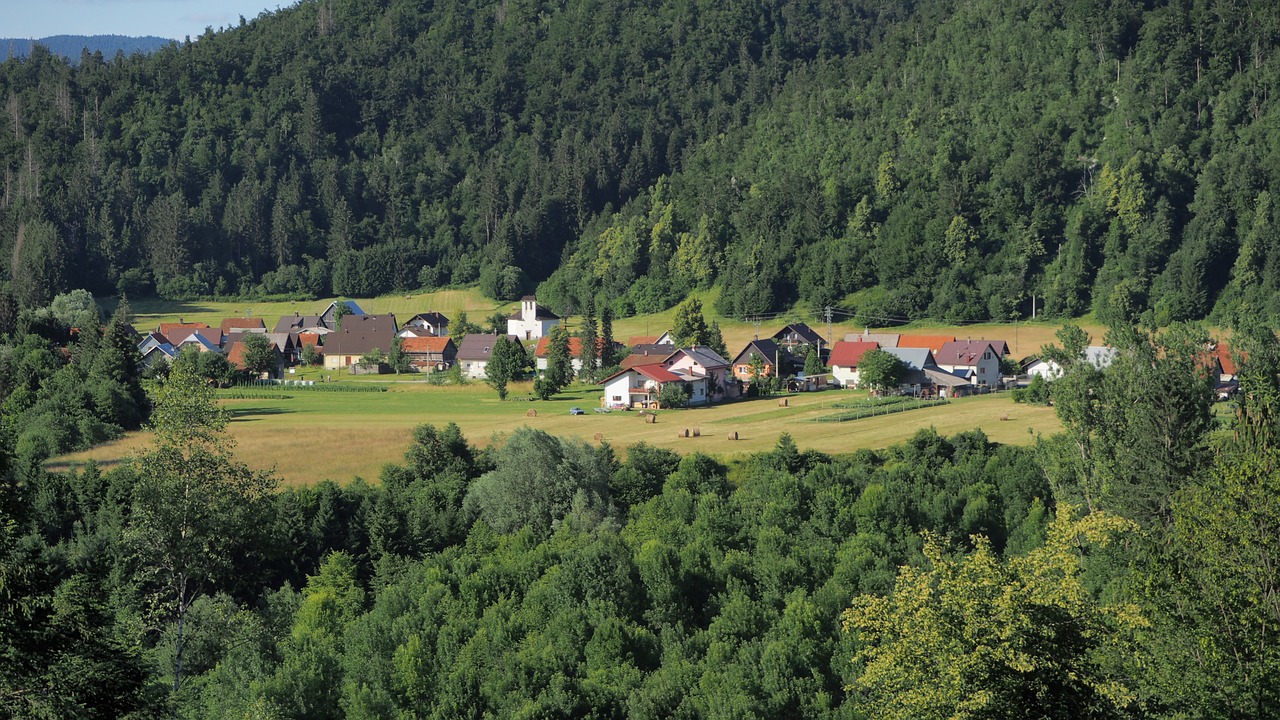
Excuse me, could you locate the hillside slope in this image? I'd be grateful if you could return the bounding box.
[3,0,1280,328]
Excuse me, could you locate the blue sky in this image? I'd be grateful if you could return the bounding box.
[3,0,287,41]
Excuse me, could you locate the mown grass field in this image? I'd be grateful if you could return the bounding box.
[50,383,1061,486]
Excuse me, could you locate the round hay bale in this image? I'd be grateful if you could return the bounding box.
[526,409,537,417]
[727,431,739,440]
[682,428,691,438]
[692,428,701,437]
[644,414,657,424]
[593,432,604,442]
[778,398,789,407]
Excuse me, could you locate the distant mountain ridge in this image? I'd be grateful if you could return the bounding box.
[1,34,171,62]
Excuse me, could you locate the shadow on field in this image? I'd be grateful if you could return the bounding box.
[228,407,296,421]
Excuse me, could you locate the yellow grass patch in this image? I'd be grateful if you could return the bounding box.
[50,385,1061,487]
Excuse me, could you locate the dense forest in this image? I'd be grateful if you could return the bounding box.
[4,0,1280,326]
[3,312,1280,718]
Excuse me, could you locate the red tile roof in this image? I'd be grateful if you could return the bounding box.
[226,341,248,370]
[533,335,614,358]
[828,341,880,368]
[401,336,453,353]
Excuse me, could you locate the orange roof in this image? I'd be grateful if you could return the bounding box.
[627,335,658,346]
[401,336,452,353]
[226,341,248,370]
[534,335,612,358]
[896,334,955,354]
[1216,343,1240,375]
[299,332,321,347]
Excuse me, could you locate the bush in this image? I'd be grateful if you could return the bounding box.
[659,382,691,408]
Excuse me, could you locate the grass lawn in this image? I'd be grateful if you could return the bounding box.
[49,383,1061,487]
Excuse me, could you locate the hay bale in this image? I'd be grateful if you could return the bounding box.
[692,428,701,437]
[778,398,789,407]
[593,432,604,442]
[999,413,1010,421]
[526,409,537,417]
[644,414,656,424]
[727,431,739,440]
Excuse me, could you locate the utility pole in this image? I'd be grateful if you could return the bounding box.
[824,305,833,349]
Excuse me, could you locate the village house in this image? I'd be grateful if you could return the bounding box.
[399,312,450,338]
[507,296,560,340]
[456,334,520,379]
[401,336,457,372]
[731,339,786,384]
[533,336,621,375]
[1025,346,1119,380]
[323,331,396,370]
[273,313,330,335]
[882,347,939,396]
[846,331,901,347]
[157,320,210,338]
[263,332,299,364]
[621,343,672,369]
[171,329,223,354]
[220,317,266,339]
[771,323,827,356]
[335,313,398,335]
[828,340,880,388]
[226,339,284,378]
[137,332,176,369]
[601,364,700,409]
[662,346,740,403]
[320,300,366,327]
[934,340,1003,387]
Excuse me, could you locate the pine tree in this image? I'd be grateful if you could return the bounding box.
[599,305,617,367]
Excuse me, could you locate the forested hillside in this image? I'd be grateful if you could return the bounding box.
[3,0,1280,327]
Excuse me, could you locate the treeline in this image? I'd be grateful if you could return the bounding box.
[10,0,1280,326]
[4,317,1280,718]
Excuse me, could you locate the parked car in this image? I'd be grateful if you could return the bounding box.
[568,407,585,415]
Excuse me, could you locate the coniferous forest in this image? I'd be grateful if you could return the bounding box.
[3,0,1280,325]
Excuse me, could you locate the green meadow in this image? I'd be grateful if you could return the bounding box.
[51,382,1061,486]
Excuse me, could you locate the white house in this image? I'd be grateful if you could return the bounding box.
[934,340,1003,387]
[602,364,694,408]
[827,340,880,388]
[662,346,740,404]
[507,296,560,340]
[1026,346,1118,380]
[455,333,520,379]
